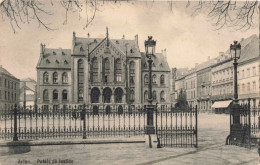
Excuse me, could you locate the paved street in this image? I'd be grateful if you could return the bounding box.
[0,113,259,165]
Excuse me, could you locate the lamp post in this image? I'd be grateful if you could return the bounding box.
[230,41,241,124]
[144,36,156,135]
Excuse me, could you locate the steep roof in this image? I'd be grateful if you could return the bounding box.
[0,66,19,80]
[73,37,141,58]
[37,48,71,69]
[141,52,170,72]
[238,35,259,64]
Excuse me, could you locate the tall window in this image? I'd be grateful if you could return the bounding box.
[160,91,165,102]
[130,61,135,85]
[91,88,100,103]
[130,90,135,101]
[253,81,256,91]
[62,90,68,100]
[43,72,49,84]
[152,74,156,84]
[160,74,165,85]
[153,91,157,100]
[78,59,84,101]
[53,90,58,100]
[62,72,68,83]
[92,58,99,82]
[247,68,250,77]
[78,90,83,101]
[247,82,250,92]
[43,89,49,101]
[104,58,110,83]
[144,74,148,84]
[53,72,58,83]
[253,67,256,76]
[115,88,123,103]
[144,91,148,101]
[103,88,112,103]
[115,59,122,82]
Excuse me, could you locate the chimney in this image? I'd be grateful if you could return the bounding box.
[87,33,90,38]
[40,43,45,54]
[72,32,76,52]
[164,48,167,60]
[208,56,210,61]
[135,35,139,48]
[122,34,125,40]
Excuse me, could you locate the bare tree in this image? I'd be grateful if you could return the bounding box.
[185,0,259,31]
[0,0,104,33]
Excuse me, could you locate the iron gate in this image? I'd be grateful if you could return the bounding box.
[156,105,198,148]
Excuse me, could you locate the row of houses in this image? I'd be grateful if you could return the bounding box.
[171,34,259,113]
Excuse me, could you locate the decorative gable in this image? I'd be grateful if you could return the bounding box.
[53,51,56,55]
[46,59,50,64]
[55,60,59,64]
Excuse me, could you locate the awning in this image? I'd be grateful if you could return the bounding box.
[212,100,232,108]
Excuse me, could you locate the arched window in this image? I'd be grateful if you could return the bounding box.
[160,91,165,102]
[144,74,148,84]
[130,90,135,101]
[152,74,157,84]
[115,88,123,103]
[62,90,68,100]
[118,105,123,115]
[43,89,49,101]
[115,59,122,82]
[104,58,110,83]
[92,58,98,82]
[43,72,49,84]
[78,59,84,101]
[53,90,58,100]
[53,72,58,83]
[144,91,148,101]
[103,88,112,103]
[91,88,100,103]
[62,72,68,83]
[160,74,165,85]
[93,106,99,115]
[130,61,135,85]
[78,89,83,101]
[153,91,157,100]
[106,106,111,114]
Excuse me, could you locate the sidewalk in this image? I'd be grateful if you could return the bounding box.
[0,136,145,147]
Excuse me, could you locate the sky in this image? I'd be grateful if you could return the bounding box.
[0,1,258,80]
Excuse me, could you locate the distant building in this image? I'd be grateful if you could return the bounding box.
[173,68,188,107]
[36,29,171,111]
[237,35,259,107]
[0,66,20,110]
[20,78,37,107]
[185,68,197,108]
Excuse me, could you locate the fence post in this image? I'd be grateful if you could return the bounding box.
[248,98,251,149]
[83,104,86,139]
[13,104,18,141]
[195,105,198,148]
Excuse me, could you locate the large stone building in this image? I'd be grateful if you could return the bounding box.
[0,66,20,110]
[36,29,171,111]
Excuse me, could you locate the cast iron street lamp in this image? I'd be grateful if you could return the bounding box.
[144,36,156,135]
[230,41,241,124]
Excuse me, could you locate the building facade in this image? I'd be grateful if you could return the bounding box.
[36,29,171,111]
[185,69,197,108]
[0,66,20,110]
[237,35,259,107]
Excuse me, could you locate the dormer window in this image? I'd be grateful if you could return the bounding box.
[80,46,84,52]
[55,60,59,64]
[46,59,50,64]
[64,60,68,64]
[53,51,56,55]
[94,39,97,43]
[130,49,133,53]
[160,63,163,67]
[116,40,119,44]
[62,51,65,55]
